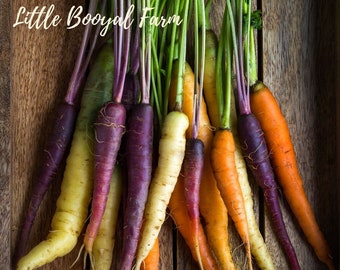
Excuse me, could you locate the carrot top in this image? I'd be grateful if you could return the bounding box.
[150,0,192,127]
[191,0,206,138]
[243,4,262,87]
[139,0,152,104]
[64,0,104,104]
[216,0,233,129]
[112,0,131,103]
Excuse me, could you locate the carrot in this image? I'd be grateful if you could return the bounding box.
[209,4,253,268]
[134,110,189,269]
[250,82,335,270]
[224,1,301,268]
[237,114,300,270]
[140,238,160,270]
[16,43,114,270]
[211,129,253,269]
[177,1,208,266]
[119,2,155,267]
[12,1,101,264]
[231,97,275,270]
[200,157,236,270]
[84,0,132,254]
[84,101,126,254]
[91,165,123,270]
[119,103,154,270]
[181,138,204,268]
[202,29,220,129]
[169,61,236,269]
[169,177,219,270]
[168,54,206,270]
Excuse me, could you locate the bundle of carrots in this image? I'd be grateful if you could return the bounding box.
[13,0,335,269]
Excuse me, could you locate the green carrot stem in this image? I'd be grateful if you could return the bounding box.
[216,0,233,130]
[204,0,212,30]
[151,38,163,126]
[163,1,181,115]
[244,25,257,86]
[174,0,191,110]
[192,0,206,139]
[225,0,251,115]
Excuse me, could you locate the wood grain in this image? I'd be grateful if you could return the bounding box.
[261,0,338,269]
[3,0,339,269]
[0,0,11,268]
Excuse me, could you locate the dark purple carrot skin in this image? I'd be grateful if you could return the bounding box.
[85,101,126,250]
[119,103,154,270]
[183,138,204,221]
[121,71,140,112]
[13,101,77,264]
[237,113,300,270]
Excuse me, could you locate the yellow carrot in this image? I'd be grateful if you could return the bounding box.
[91,165,123,270]
[134,111,189,269]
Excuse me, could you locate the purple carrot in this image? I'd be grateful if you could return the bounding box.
[13,102,77,264]
[84,101,126,252]
[12,0,103,264]
[237,113,300,270]
[183,138,204,222]
[119,103,154,270]
[84,0,132,255]
[121,71,140,112]
[182,138,204,268]
[119,1,155,268]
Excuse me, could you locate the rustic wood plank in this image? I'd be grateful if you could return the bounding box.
[261,0,338,269]
[0,0,11,269]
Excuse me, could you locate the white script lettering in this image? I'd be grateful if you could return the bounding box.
[139,7,182,28]
[13,5,62,29]
[67,5,135,36]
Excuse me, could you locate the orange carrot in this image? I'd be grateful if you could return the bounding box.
[140,238,160,270]
[169,177,219,270]
[211,129,252,270]
[200,155,236,270]
[250,81,335,270]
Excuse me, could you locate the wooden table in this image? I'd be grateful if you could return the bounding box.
[1,0,339,269]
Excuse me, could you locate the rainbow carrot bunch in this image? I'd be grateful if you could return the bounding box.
[219,1,300,269]
[14,0,335,269]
